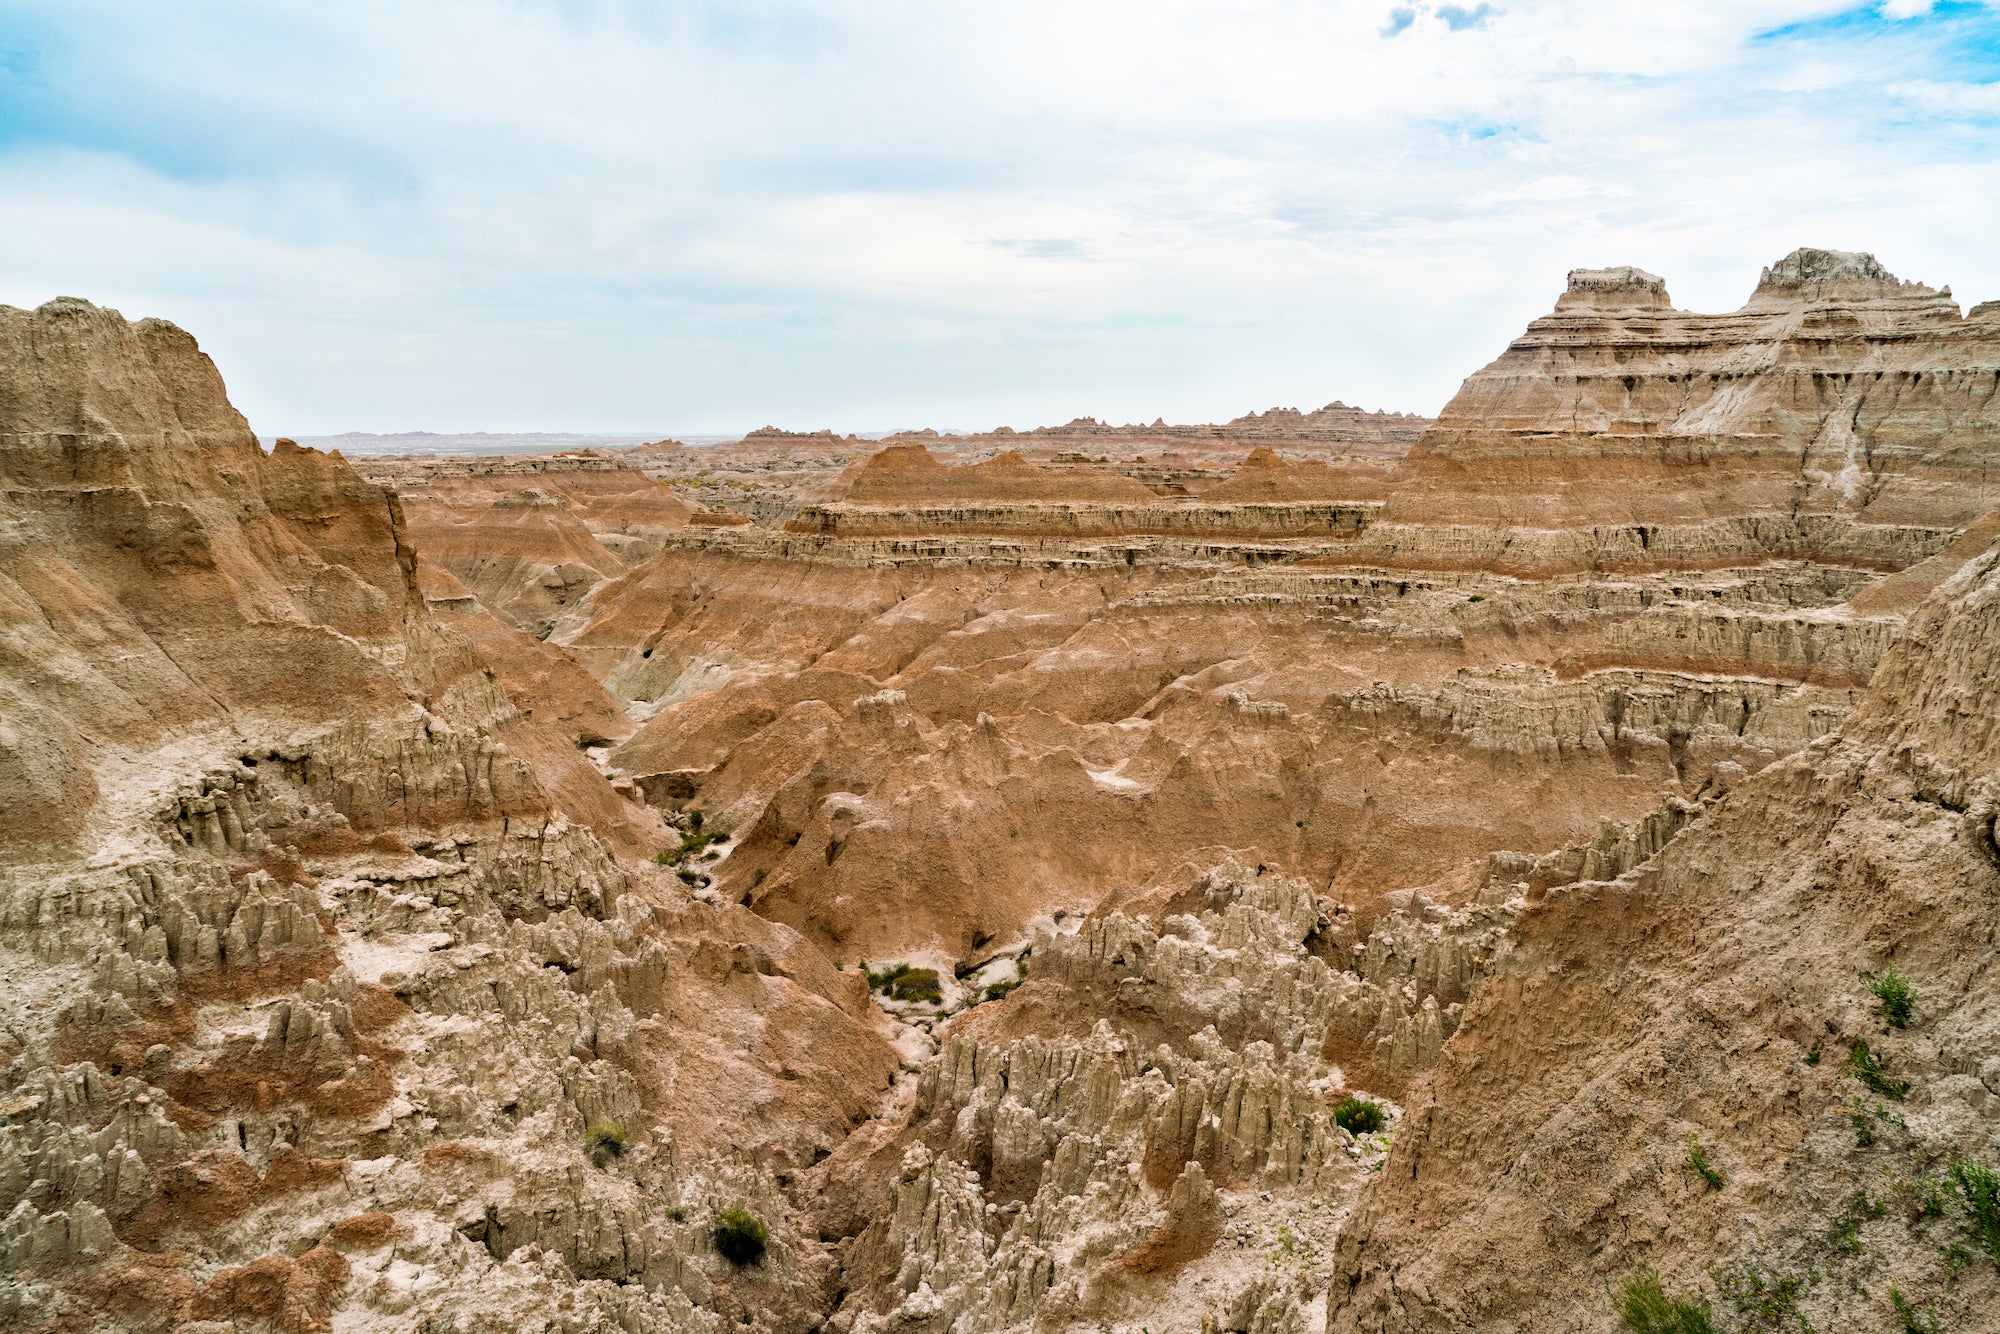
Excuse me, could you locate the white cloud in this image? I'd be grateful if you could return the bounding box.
[0,1,1995,433]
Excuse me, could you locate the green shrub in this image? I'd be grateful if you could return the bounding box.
[1333,1096,1385,1136]
[585,1121,629,1168]
[1948,1155,2000,1264]
[1685,1139,1723,1190]
[677,866,700,884]
[1852,1098,1876,1149]
[687,809,704,831]
[1613,1268,1714,1334]
[866,962,943,1003]
[1849,1039,1909,1100]
[1869,967,1916,1028]
[678,828,724,858]
[983,978,1020,1002]
[888,967,941,1003]
[654,850,673,866]
[713,1208,768,1265]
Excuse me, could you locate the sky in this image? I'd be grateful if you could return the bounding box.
[2,1,1997,435]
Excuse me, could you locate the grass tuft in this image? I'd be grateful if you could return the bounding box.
[1333,1096,1385,1136]
[1849,1039,1910,1100]
[1713,1266,1804,1331]
[1890,1286,1939,1333]
[1686,1138,1723,1190]
[713,1208,768,1266]
[585,1121,629,1168]
[1613,1267,1714,1334]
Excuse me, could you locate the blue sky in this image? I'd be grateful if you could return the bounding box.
[2,1,1997,434]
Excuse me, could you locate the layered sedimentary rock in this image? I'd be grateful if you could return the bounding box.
[0,301,898,1334]
[1388,248,2000,529]
[9,245,2000,1334]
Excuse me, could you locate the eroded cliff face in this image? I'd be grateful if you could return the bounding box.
[0,300,900,1334]
[1387,248,2000,530]
[7,248,2000,1334]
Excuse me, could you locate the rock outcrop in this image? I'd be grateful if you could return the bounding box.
[9,245,2000,1334]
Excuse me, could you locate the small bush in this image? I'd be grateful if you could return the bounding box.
[1333,1096,1386,1136]
[1804,1047,1821,1067]
[1948,1155,2000,1264]
[888,967,941,1003]
[1852,1098,1876,1149]
[1686,1139,1723,1190]
[713,1208,768,1266]
[687,809,704,831]
[1869,967,1916,1028]
[983,978,1020,1002]
[1613,1267,1714,1334]
[654,850,673,866]
[585,1121,629,1168]
[677,866,700,884]
[678,828,724,858]
[664,1204,688,1223]
[866,962,943,1003]
[1849,1039,1909,1100]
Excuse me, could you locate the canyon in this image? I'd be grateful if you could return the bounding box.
[4,246,1998,1334]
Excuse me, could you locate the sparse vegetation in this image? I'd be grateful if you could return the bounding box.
[1804,1047,1821,1067]
[1613,1267,1714,1334]
[1686,1138,1723,1190]
[678,826,726,858]
[1832,1190,1888,1254]
[866,962,943,1004]
[1868,967,1916,1028]
[1713,1265,1805,1331]
[1890,1286,1939,1333]
[1852,1097,1876,1148]
[585,1121,629,1168]
[1849,1039,1910,1100]
[1333,1096,1386,1136]
[712,1208,768,1266]
[1947,1155,2000,1264]
[1904,1173,1949,1223]
[983,978,1020,1002]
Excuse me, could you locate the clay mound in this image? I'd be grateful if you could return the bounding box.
[841,443,1155,504]
[1199,445,1391,502]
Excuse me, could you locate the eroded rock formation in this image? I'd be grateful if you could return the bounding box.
[7,247,2000,1334]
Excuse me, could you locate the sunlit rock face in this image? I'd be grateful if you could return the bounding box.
[7,247,2000,1334]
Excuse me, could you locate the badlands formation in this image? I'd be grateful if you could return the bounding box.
[3,247,1999,1334]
